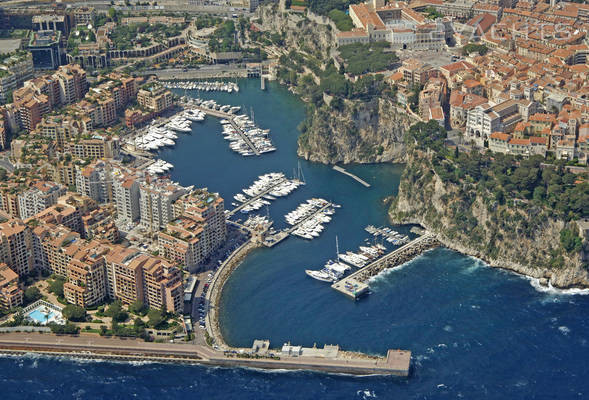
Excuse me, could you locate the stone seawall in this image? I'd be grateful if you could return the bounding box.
[205,240,261,349]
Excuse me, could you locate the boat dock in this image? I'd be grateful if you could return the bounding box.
[226,177,288,218]
[333,166,371,188]
[332,233,440,299]
[263,203,333,247]
[192,105,261,156]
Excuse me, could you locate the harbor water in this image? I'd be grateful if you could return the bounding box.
[3,79,589,399]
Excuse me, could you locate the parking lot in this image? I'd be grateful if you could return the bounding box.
[398,47,462,68]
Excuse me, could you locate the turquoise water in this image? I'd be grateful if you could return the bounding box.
[26,309,55,324]
[2,79,589,399]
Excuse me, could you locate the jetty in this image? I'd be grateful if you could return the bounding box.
[333,166,371,188]
[0,332,411,376]
[263,202,333,247]
[192,104,261,156]
[226,177,288,218]
[332,233,440,299]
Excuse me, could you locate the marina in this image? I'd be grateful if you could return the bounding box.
[365,225,410,246]
[227,172,303,218]
[163,80,239,93]
[126,109,206,155]
[263,200,337,247]
[331,233,440,299]
[305,239,387,283]
[184,98,276,156]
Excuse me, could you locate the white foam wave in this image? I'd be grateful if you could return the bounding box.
[527,277,589,296]
[443,325,453,332]
[558,326,570,335]
[368,249,436,285]
[356,389,377,399]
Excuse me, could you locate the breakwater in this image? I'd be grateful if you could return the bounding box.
[206,240,261,349]
[0,333,411,376]
[332,233,440,299]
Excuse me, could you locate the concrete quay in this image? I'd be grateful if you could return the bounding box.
[332,233,440,299]
[0,332,410,376]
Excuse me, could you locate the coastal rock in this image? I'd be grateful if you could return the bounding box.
[388,151,589,289]
[297,98,415,164]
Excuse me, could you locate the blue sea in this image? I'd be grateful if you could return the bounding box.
[3,79,589,399]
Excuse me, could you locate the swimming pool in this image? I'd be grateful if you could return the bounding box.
[27,309,55,324]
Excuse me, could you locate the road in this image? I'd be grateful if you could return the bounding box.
[0,154,14,173]
[139,65,248,79]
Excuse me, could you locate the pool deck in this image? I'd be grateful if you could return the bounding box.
[0,332,411,376]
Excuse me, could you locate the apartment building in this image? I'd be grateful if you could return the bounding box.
[0,263,23,310]
[55,64,88,106]
[18,181,66,220]
[113,174,141,224]
[38,226,81,277]
[139,179,188,232]
[158,215,206,269]
[76,160,113,204]
[174,190,227,256]
[37,115,85,150]
[81,205,119,243]
[63,242,110,307]
[104,248,182,313]
[34,201,83,235]
[0,213,34,276]
[137,84,173,114]
[66,136,121,160]
[104,245,141,301]
[142,257,183,313]
[73,7,96,26]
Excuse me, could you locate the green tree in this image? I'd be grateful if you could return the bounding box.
[48,276,66,298]
[23,287,42,304]
[62,304,87,322]
[560,228,582,253]
[105,301,128,323]
[147,308,165,328]
[129,300,147,316]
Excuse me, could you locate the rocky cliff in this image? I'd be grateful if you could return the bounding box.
[257,4,336,56]
[257,5,416,164]
[297,98,415,164]
[389,150,589,289]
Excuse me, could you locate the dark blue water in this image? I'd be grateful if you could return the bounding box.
[3,79,589,399]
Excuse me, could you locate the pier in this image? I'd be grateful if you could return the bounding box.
[226,177,288,218]
[263,203,332,247]
[333,166,371,188]
[332,233,440,299]
[191,104,261,156]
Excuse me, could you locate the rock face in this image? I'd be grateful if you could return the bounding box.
[258,5,416,165]
[297,98,415,164]
[258,5,336,55]
[388,151,589,289]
